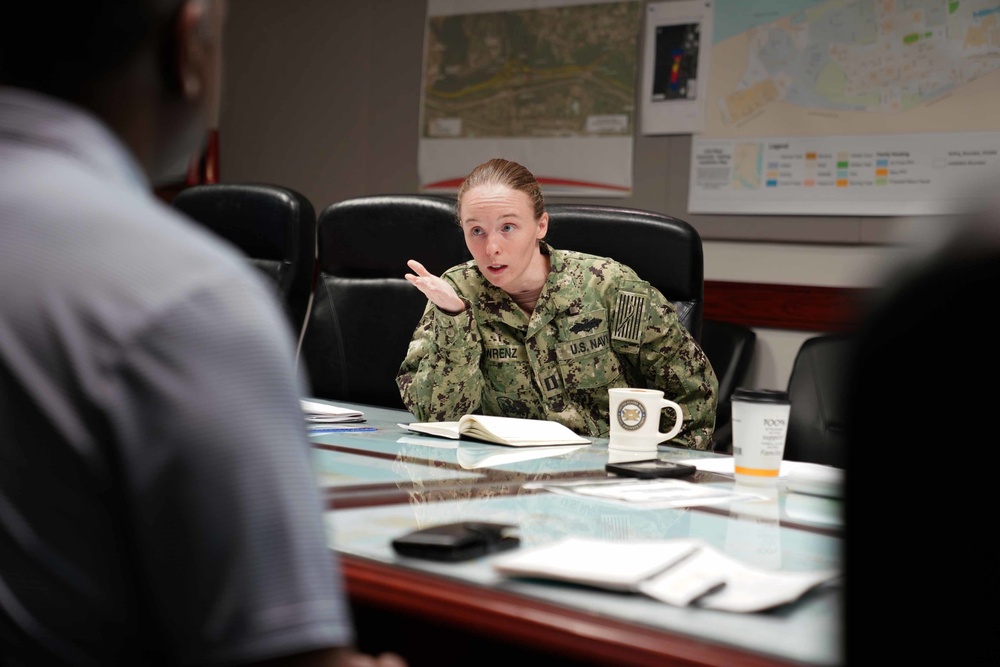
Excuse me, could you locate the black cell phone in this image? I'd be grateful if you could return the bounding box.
[391,521,520,562]
[605,459,697,479]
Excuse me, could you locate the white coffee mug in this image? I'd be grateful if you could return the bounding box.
[608,387,684,453]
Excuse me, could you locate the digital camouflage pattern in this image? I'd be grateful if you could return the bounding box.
[396,243,718,449]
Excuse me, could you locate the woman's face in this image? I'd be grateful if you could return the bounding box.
[459,183,548,293]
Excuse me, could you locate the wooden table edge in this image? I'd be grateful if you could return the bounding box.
[341,555,808,667]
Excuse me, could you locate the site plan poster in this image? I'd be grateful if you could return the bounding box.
[419,0,642,197]
[689,0,1000,216]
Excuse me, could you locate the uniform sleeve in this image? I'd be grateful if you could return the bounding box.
[615,280,718,450]
[396,298,485,422]
[109,275,355,665]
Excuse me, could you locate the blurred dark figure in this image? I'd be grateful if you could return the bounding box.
[844,206,999,663]
[0,2,403,666]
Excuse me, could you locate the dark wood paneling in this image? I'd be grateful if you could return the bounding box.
[704,280,869,332]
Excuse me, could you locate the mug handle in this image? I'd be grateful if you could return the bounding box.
[658,399,684,442]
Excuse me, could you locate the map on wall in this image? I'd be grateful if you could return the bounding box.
[418,0,642,197]
[688,0,1000,216]
[641,1,714,135]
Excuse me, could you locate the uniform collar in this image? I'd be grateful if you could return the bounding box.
[471,240,585,334]
[528,241,586,336]
[0,87,150,193]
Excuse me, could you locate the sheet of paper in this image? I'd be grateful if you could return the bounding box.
[492,537,701,591]
[641,544,841,613]
[493,536,840,612]
[685,458,844,498]
[785,462,844,498]
[524,478,758,509]
[399,422,461,439]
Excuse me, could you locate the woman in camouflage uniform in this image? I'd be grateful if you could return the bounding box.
[396,158,717,450]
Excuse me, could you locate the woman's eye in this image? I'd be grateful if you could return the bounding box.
[469,227,483,236]
[501,224,515,233]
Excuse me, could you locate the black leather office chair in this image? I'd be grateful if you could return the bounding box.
[699,319,757,453]
[783,333,853,468]
[171,182,317,341]
[544,203,705,341]
[299,194,467,408]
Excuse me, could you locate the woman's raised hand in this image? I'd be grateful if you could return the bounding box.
[404,259,466,314]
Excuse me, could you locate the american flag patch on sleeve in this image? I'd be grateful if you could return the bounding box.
[612,291,646,344]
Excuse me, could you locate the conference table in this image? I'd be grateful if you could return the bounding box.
[310,402,843,667]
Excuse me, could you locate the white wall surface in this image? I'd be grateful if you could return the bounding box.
[702,239,910,389]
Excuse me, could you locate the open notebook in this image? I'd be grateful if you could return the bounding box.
[401,414,590,447]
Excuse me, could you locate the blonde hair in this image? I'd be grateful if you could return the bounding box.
[456,158,546,223]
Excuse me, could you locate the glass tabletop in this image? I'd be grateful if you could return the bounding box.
[312,401,843,666]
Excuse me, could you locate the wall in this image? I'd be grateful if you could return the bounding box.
[218,0,931,389]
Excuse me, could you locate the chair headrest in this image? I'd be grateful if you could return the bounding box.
[172,183,315,263]
[317,195,467,277]
[544,203,703,302]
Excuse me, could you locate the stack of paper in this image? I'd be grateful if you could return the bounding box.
[300,398,365,424]
[492,536,840,613]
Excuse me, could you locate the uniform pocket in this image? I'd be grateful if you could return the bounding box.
[557,351,622,389]
[481,348,539,418]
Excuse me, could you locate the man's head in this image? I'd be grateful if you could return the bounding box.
[0,0,227,184]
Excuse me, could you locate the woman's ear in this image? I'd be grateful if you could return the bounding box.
[536,211,549,240]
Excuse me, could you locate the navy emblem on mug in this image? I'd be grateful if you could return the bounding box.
[617,399,646,431]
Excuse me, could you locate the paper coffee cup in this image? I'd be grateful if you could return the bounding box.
[731,388,791,486]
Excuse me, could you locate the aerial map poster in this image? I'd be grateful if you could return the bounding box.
[689,0,1000,216]
[418,0,643,197]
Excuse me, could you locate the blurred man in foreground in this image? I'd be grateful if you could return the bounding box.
[844,199,1000,664]
[0,2,403,665]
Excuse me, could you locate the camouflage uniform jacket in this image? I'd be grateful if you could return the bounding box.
[396,243,717,449]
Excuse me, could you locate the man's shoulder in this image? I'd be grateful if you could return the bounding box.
[4,175,281,346]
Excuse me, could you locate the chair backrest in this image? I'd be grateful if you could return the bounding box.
[699,319,756,452]
[544,203,705,341]
[171,182,317,340]
[299,194,467,408]
[784,333,853,467]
